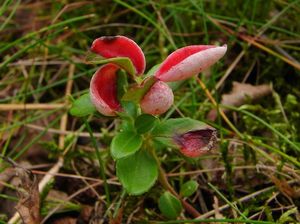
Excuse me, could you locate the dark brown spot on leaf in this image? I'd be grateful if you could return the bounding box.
[102,36,118,42]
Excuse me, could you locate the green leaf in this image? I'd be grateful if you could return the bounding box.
[152,118,208,137]
[180,180,199,197]
[69,93,96,117]
[145,64,160,78]
[158,191,182,219]
[111,131,143,160]
[121,101,138,118]
[116,150,158,195]
[117,101,138,132]
[86,51,136,76]
[135,114,158,134]
[117,70,128,100]
[122,76,156,103]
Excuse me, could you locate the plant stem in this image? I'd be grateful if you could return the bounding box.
[113,188,127,218]
[84,120,111,205]
[150,148,201,218]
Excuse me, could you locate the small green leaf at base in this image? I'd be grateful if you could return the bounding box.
[159,191,182,219]
[70,93,96,117]
[116,150,158,195]
[86,52,136,76]
[180,180,199,197]
[120,101,138,118]
[122,76,156,103]
[111,131,143,160]
[135,114,158,134]
[117,70,128,100]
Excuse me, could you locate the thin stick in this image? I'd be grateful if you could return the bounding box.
[31,169,119,184]
[24,123,104,138]
[58,64,74,149]
[0,103,65,111]
[216,50,245,90]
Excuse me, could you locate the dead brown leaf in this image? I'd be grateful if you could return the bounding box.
[207,82,272,121]
[15,166,40,224]
[270,175,297,198]
[0,160,33,217]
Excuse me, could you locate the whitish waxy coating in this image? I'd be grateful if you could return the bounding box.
[155,45,227,82]
[140,81,174,115]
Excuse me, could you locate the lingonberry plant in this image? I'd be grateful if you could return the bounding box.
[70,35,226,218]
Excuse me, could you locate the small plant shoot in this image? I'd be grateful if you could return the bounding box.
[70,35,226,219]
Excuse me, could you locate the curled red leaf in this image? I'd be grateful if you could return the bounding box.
[91,35,146,75]
[90,63,121,116]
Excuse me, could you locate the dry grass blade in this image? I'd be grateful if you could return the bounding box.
[0,103,66,111]
[207,15,300,71]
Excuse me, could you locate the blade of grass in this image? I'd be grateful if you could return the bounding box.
[0,0,20,31]
[113,0,176,49]
[0,108,64,132]
[12,115,62,160]
[208,182,248,219]
[0,0,12,17]
[189,0,209,44]
[0,68,96,103]
[84,120,110,205]
[0,14,95,54]
[0,27,66,69]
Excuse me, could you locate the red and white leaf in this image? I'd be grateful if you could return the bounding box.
[91,36,146,75]
[155,45,227,82]
[90,63,121,116]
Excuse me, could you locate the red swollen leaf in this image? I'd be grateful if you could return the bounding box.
[90,63,121,116]
[140,81,174,115]
[91,36,146,75]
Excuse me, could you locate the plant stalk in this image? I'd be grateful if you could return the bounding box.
[151,148,201,218]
